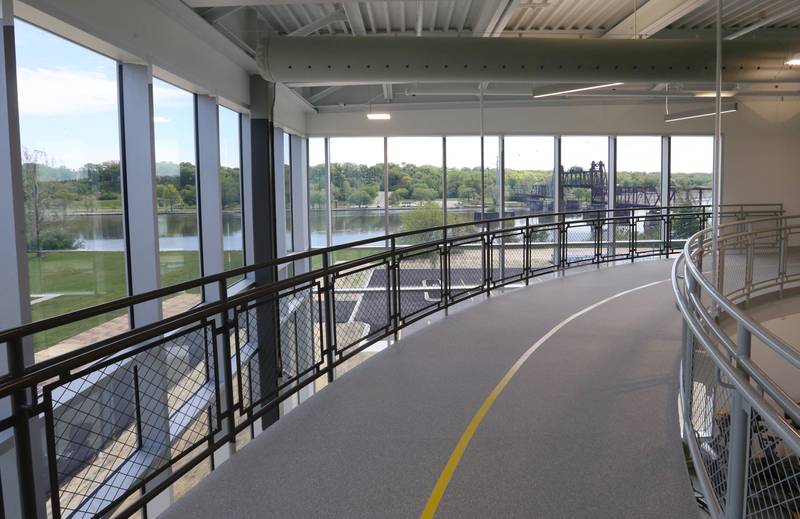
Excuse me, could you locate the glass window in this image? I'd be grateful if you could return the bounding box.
[616,137,663,249]
[445,136,482,229]
[615,137,662,209]
[670,136,713,206]
[503,136,555,217]
[219,106,243,284]
[309,138,328,249]
[483,136,501,218]
[283,134,293,253]
[560,136,609,213]
[329,137,385,247]
[153,78,200,315]
[17,21,126,354]
[387,137,443,238]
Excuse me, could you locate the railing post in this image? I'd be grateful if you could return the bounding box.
[778,220,788,298]
[390,237,400,341]
[321,253,336,383]
[8,337,38,519]
[725,322,752,519]
[217,280,237,450]
[744,224,754,303]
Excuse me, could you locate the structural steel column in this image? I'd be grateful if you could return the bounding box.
[118,62,173,517]
[553,137,562,267]
[248,76,280,434]
[196,94,237,465]
[0,3,44,516]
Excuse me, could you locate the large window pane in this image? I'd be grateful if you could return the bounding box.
[309,138,328,249]
[329,137,385,249]
[284,134,293,253]
[560,136,609,213]
[17,21,126,354]
[616,136,663,250]
[670,136,713,206]
[445,136,481,230]
[387,137,443,240]
[616,136,662,209]
[504,136,554,216]
[153,78,200,314]
[219,105,243,284]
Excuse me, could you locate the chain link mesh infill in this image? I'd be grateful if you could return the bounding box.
[334,262,389,355]
[46,323,216,517]
[745,409,800,518]
[689,338,735,510]
[491,231,525,285]
[397,247,442,322]
[447,240,484,301]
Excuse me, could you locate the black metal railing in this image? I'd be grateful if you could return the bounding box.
[0,203,782,518]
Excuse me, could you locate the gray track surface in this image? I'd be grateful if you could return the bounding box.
[162,260,698,519]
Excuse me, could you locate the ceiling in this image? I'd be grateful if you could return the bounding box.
[182,0,800,110]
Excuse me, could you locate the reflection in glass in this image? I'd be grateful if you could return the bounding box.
[219,106,243,284]
[17,21,127,354]
[387,137,443,240]
[309,138,328,249]
[153,78,200,314]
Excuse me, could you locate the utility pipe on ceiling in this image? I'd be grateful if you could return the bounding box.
[256,36,800,85]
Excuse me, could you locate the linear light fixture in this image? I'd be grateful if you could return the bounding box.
[533,82,624,98]
[366,112,391,120]
[694,91,736,98]
[786,52,800,66]
[664,102,738,123]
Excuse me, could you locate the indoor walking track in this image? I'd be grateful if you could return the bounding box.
[162,260,698,518]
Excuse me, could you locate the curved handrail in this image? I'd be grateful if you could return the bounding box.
[673,213,800,519]
[0,203,784,519]
[0,203,781,343]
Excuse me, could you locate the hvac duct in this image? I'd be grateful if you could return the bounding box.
[256,37,800,86]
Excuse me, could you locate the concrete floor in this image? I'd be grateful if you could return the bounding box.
[161,260,698,518]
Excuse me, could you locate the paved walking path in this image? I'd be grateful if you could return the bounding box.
[163,260,697,518]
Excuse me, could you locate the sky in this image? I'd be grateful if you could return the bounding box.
[312,135,713,173]
[16,19,711,175]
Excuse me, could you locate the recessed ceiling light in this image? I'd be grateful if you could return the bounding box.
[786,52,800,66]
[367,112,391,120]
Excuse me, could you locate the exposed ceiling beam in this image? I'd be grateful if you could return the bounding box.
[343,2,367,35]
[286,87,319,113]
[382,83,394,100]
[416,1,424,36]
[473,0,519,37]
[288,8,346,36]
[201,6,241,23]
[308,86,343,103]
[724,4,800,40]
[602,0,709,39]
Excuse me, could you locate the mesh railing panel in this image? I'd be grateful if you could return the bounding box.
[397,247,442,322]
[334,262,389,355]
[45,322,216,517]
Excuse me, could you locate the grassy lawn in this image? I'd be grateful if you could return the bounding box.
[27,250,245,352]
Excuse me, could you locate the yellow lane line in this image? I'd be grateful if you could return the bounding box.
[420,278,669,518]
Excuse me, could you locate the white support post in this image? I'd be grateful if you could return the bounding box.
[0,3,44,516]
[291,135,314,405]
[274,128,288,260]
[196,94,236,466]
[607,136,616,259]
[118,62,173,517]
[553,136,562,268]
[119,63,161,326]
[661,136,671,252]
